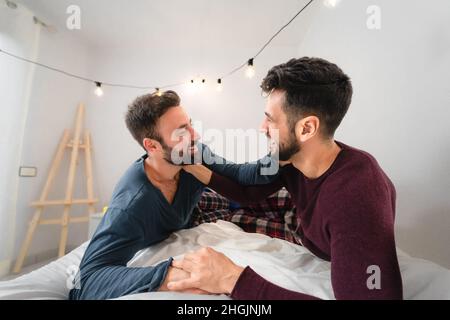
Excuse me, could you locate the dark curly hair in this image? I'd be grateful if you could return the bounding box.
[261,57,353,137]
[125,90,180,149]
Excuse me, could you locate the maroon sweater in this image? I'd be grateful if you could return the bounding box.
[209,141,403,300]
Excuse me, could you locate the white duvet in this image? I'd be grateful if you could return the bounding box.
[0,220,449,300]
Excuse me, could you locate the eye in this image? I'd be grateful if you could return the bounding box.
[174,128,187,137]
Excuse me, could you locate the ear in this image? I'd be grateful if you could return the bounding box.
[295,116,320,143]
[143,138,160,155]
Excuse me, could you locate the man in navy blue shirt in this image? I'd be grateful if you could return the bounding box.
[69,91,275,300]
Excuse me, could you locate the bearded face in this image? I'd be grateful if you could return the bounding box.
[159,137,200,165]
[266,126,299,162]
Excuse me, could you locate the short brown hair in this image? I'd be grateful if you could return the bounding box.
[125,90,180,149]
[261,57,353,138]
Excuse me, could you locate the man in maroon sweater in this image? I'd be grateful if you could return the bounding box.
[167,57,403,300]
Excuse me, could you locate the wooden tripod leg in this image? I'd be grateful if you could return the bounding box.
[13,208,43,274]
[84,131,96,215]
[13,130,71,274]
[58,206,71,257]
[58,104,84,257]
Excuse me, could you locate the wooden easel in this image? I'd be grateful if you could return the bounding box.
[13,103,98,274]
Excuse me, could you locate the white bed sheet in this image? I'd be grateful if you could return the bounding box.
[0,220,449,300]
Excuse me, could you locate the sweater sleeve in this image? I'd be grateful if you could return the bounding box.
[231,267,319,300]
[200,143,280,186]
[324,166,403,300]
[208,171,284,206]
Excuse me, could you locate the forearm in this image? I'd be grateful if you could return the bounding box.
[330,234,403,300]
[230,267,320,300]
[184,165,213,185]
[69,259,172,300]
[201,143,279,185]
[208,171,283,205]
[185,164,282,205]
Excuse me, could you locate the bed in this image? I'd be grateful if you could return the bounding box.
[0,220,449,300]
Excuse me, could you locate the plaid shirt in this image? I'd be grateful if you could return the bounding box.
[191,188,302,245]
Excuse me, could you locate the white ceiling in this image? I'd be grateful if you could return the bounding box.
[16,0,317,49]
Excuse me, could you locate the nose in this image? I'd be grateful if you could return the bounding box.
[260,118,269,134]
[189,126,200,142]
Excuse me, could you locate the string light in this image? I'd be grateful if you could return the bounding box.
[5,0,18,10]
[324,0,340,8]
[216,78,223,92]
[0,0,315,96]
[186,78,197,94]
[94,82,104,97]
[245,58,255,79]
[198,78,206,92]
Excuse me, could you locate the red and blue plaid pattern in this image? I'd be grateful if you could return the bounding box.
[191,188,302,245]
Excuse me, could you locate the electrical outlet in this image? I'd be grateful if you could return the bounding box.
[19,167,37,177]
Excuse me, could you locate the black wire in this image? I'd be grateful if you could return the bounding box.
[0,48,175,90]
[219,60,249,79]
[219,0,315,79]
[0,0,315,89]
[0,48,94,83]
[253,0,314,60]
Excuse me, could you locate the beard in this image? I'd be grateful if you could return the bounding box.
[271,131,300,162]
[160,139,198,165]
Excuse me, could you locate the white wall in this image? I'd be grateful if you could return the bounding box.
[0,1,40,277]
[12,27,92,266]
[296,0,450,267]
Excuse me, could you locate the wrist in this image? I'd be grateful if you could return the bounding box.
[222,265,244,295]
[158,267,172,292]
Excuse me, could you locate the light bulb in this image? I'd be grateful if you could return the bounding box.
[216,79,223,92]
[155,88,163,96]
[197,79,206,93]
[187,79,198,94]
[94,82,104,97]
[245,58,255,78]
[324,0,340,8]
[6,0,18,9]
[188,77,206,94]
